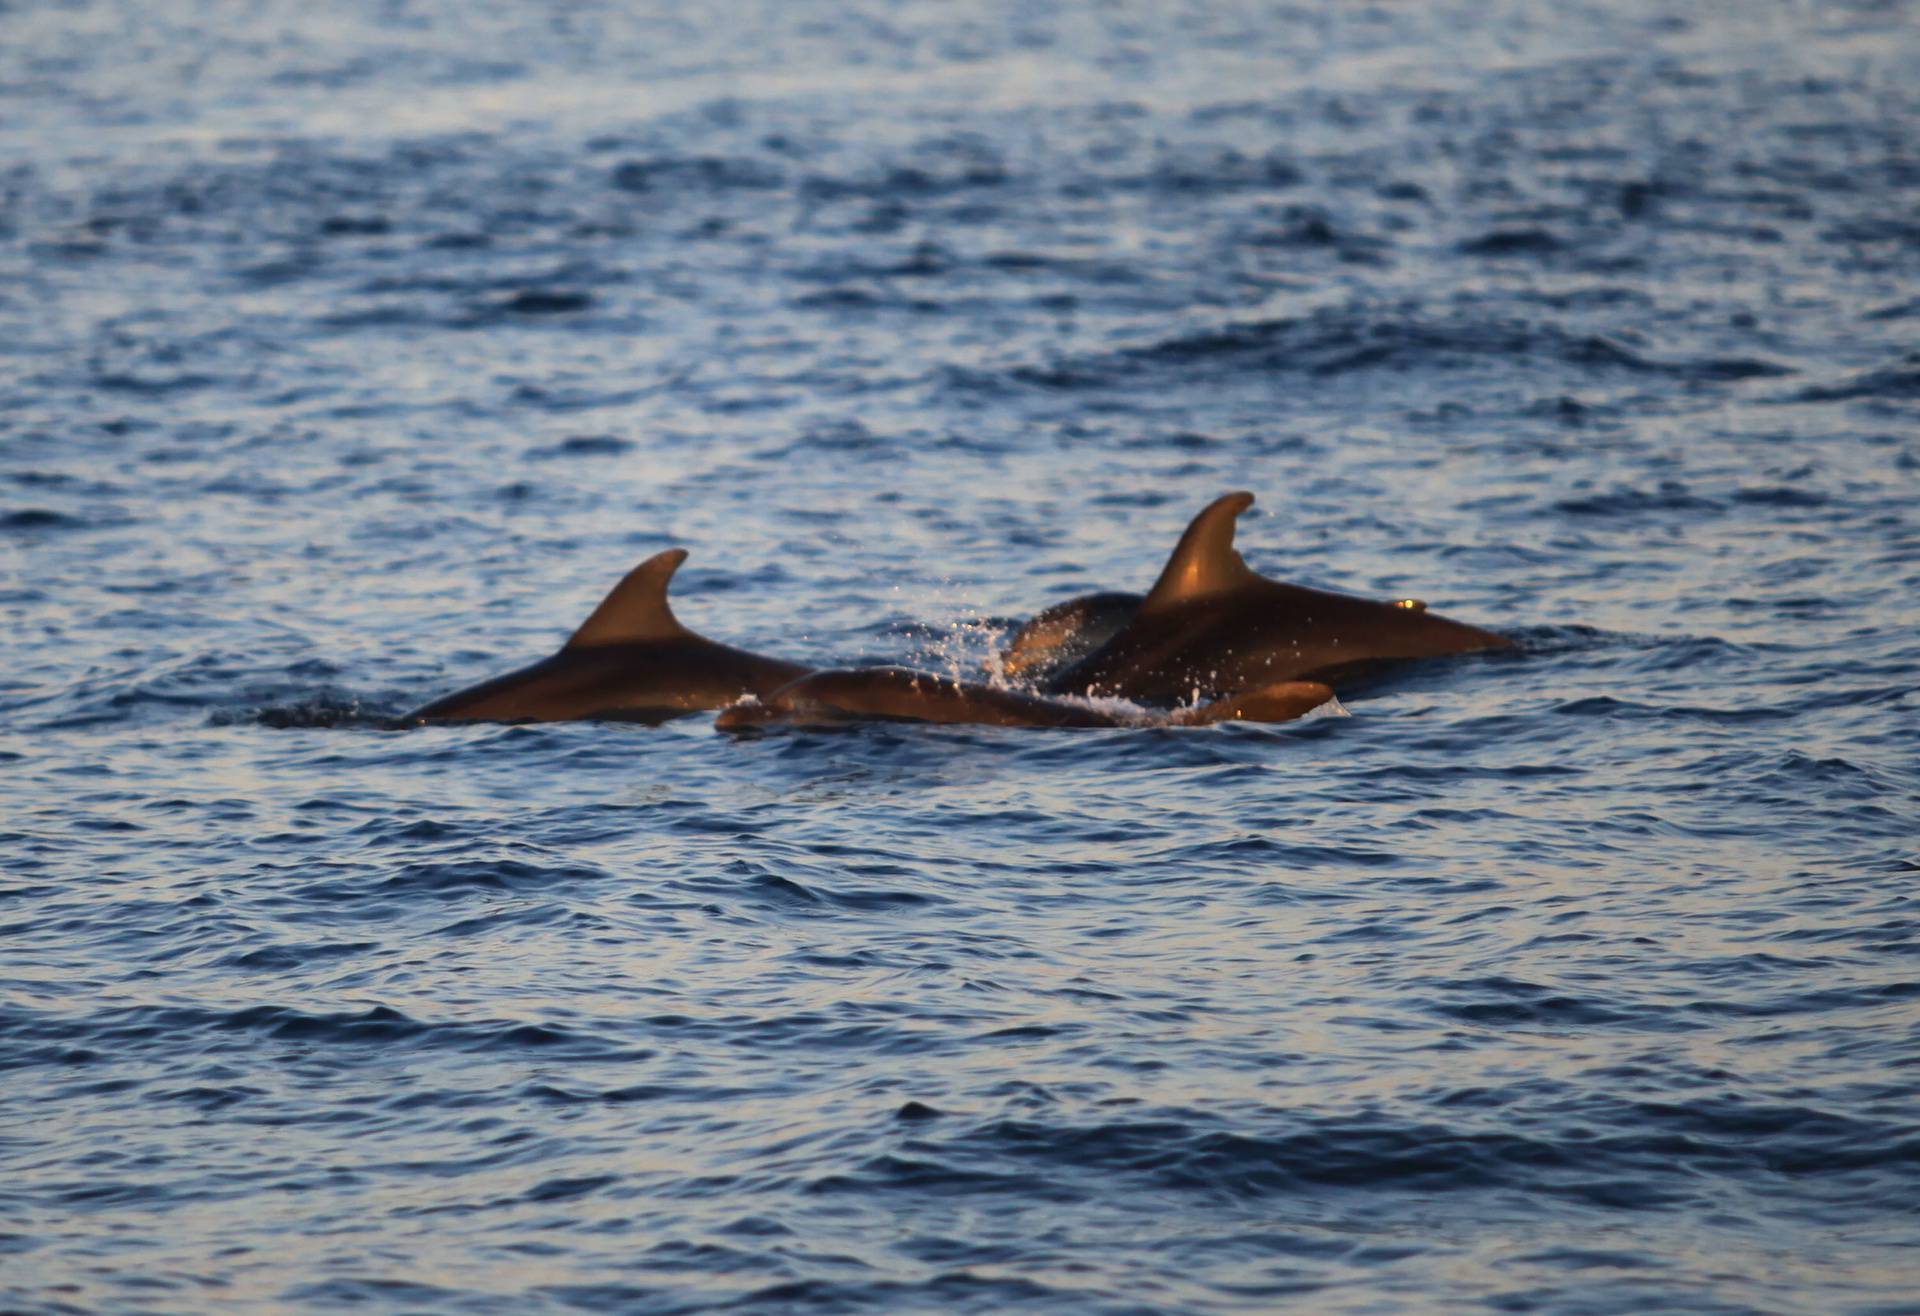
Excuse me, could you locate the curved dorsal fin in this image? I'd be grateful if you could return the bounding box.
[565,549,694,648]
[1141,491,1259,611]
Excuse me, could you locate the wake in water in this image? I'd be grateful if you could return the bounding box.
[216,692,404,729]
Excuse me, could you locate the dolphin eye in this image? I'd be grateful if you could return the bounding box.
[1394,599,1427,612]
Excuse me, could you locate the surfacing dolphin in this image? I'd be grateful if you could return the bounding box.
[1040,492,1512,704]
[998,590,1144,682]
[404,549,810,724]
[714,666,1335,732]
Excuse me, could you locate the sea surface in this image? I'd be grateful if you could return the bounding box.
[4,2,1919,1312]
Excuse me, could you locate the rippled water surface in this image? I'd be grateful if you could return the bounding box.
[5,2,1919,1311]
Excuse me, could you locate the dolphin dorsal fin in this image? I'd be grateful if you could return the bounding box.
[1141,491,1259,611]
[565,549,694,648]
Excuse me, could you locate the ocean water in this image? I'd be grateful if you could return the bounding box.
[3,1,1919,1311]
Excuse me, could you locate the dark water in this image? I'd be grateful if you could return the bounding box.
[5,1,1919,1311]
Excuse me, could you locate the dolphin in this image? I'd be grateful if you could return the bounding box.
[998,590,1144,681]
[998,580,1459,685]
[404,549,811,723]
[1040,492,1512,704]
[713,666,1334,732]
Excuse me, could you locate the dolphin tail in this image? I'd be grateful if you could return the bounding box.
[1174,680,1335,726]
[565,548,695,648]
[1140,491,1260,611]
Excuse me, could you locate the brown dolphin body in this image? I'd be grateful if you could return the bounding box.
[404,550,810,724]
[999,590,1144,681]
[713,666,1334,732]
[1041,492,1512,704]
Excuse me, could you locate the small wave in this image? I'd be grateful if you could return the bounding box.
[1555,483,1722,517]
[821,1114,1570,1201]
[609,155,786,193]
[1247,205,1390,261]
[0,1003,639,1064]
[1459,228,1566,257]
[524,433,635,459]
[791,286,941,313]
[362,858,612,897]
[1823,218,1920,250]
[1731,485,1828,508]
[0,508,86,532]
[1864,298,1919,322]
[317,214,391,237]
[985,311,1793,391]
[316,304,446,330]
[686,861,944,914]
[1142,145,1303,195]
[218,941,376,972]
[92,371,218,395]
[1428,976,1660,1029]
[799,158,1009,202]
[283,1280,474,1308]
[487,289,594,316]
[1788,353,1920,402]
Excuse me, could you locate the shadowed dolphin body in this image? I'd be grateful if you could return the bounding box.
[714,666,1334,732]
[999,590,1144,681]
[405,550,810,723]
[1040,492,1512,704]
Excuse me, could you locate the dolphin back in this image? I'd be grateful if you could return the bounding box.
[405,549,809,723]
[1044,492,1511,703]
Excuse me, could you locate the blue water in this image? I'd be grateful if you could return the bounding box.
[5,1,1919,1311]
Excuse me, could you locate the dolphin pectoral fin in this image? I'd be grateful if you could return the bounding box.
[565,548,695,648]
[1174,680,1336,726]
[1140,491,1261,612]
